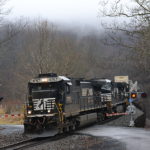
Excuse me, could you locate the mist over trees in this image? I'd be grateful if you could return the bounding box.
[100,0,150,123]
[100,0,150,79]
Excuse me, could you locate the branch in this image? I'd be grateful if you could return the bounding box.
[135,0,150,13]
[119,12,150,17]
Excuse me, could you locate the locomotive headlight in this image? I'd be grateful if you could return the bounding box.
[41,78,48,82]
[27,110,32,115]
[47,110,51,113]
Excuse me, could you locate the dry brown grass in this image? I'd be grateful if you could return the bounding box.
[0,106,24,124]
[0,108,5,114]
[0,115,24,125]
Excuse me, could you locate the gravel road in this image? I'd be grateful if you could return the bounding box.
[0,125,30,147]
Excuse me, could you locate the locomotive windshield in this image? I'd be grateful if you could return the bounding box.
[92,79,112,93]
[101,82,111,92]
[29,82,63,99]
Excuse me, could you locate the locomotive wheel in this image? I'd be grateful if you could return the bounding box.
[69,124,76,131]
[75,121,80,129]
[72,124,76,130]
[36,124,44,133]
[66,126,70,132]
[58,128,63,134]
[63,126,70,133]
[24,124,29,133]
[24,124,33,133]
[112,107,117,113]
[116,105,124,113]
[97,112,105,122]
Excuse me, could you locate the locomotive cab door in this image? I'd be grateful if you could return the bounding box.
[64,81,80,117]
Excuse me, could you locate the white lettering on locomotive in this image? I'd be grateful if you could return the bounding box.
[33,98,55,111]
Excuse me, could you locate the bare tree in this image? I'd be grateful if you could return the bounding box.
[0,0,13,45]
[100,0,150,125]
[100,0,150,68]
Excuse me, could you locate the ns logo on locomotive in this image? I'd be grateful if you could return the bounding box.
[24,73,146,134]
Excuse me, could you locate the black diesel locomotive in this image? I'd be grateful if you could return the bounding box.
[24,73,128,133]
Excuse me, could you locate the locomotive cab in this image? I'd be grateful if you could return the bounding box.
[24,73,71,133]
[26,73,65,116]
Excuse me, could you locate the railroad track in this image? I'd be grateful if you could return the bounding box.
[0,115,123,150]
[0,133,71,150]
[0,137,46,150]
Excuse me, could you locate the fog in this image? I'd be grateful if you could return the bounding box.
[6,0,100,29]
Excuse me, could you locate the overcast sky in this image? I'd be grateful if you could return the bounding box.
[6,0,101,29]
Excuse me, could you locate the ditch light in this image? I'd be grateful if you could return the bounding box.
[27,110,32,115]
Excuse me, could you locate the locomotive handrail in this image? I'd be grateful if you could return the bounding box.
[55,102,64,124]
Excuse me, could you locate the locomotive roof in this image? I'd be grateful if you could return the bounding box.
[29,75,71,83]
[59,76,70,81]
[91,78,111,83]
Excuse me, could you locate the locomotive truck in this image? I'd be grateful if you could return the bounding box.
[24,73,129,133]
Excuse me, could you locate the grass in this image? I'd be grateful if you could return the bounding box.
[0,116,24,125]
[0,108,24,124]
